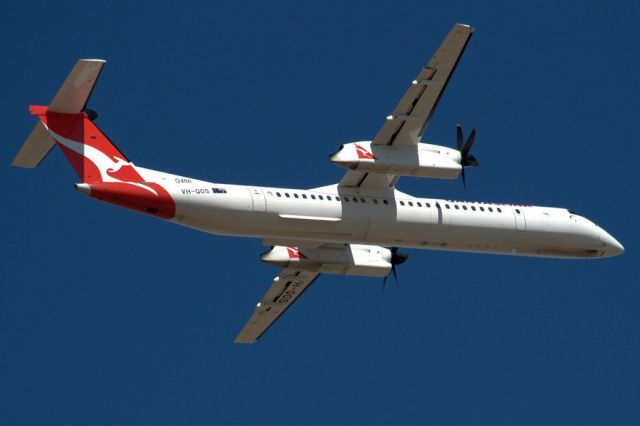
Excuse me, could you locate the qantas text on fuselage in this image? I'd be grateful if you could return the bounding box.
[13,24,623,343]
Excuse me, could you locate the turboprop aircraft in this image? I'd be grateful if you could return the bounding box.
[12,24,623,343]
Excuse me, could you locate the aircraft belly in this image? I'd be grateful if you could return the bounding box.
[263,199,368,241]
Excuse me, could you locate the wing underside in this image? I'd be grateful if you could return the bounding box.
[234,269,320,344]
[372,24,474,148]
[339,23,474,190]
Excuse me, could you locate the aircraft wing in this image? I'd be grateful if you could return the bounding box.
[234,268,320,344]
[338,169,399,190]
[339,23,474,190]
[372,23,473,148]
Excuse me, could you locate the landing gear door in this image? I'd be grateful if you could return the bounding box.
[248,187,266,213]
[513,207,526,231]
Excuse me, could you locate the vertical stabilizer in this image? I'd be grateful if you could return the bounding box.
[12,59,107,170]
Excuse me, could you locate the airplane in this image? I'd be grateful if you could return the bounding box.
[12,23,623,344]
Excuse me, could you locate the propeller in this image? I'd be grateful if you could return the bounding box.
[456,123,479,189]
[382,247,409,290]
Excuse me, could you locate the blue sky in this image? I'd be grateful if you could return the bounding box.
[1,1,638,424]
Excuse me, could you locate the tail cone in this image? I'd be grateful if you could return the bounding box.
[74,183,91,195]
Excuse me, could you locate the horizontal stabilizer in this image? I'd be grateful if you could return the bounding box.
[48,59,106,114]
[12,121,55,168]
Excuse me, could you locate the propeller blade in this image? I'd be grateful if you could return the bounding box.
[456,124,478,188]
[383,247,409,288]
[463,154,479,168]
[461,128,477,156]
[456,123,464,151]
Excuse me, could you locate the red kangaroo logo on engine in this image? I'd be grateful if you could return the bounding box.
[355,144,376,160]
[287,247,308,259]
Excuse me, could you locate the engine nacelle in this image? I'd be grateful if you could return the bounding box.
[330,141,462,179]
[261,244,392,277]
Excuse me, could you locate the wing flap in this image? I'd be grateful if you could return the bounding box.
[338,170,398,190]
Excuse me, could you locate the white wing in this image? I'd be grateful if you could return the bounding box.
[339,24,474,190]
[234,269,320,344]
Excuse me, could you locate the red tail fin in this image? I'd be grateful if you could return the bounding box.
[30,105,142,183]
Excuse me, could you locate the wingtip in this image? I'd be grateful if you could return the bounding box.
[79,58,107,63]
[455,23,475,32]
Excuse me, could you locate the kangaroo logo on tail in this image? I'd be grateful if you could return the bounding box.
[13,59,176,219]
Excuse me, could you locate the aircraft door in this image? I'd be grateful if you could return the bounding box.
[434,202,449,225]
[513,207,526,231]
[248,188,266,213]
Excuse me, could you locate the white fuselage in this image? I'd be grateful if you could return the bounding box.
[136,167,623,259]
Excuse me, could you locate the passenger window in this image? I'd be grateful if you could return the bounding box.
[353,198,358,203]
[417,202,422,207]
[408,201,413,207]
[399,201,405,206]
[267,191,273,197]
[285,193,290,198]
[344,197,349,202]
[454,205,459,210]
[335,196,340,201]
[426,203,431,208]
[463,205,467,210]
[276,192,281,197]
[516,208,521,214]
[360,198,366,203]
[445,204,450,209]
[471,206,476,211]
[488,207,493,212]
[383,200,389,205]
[497,207,502,213]
[373,199,378,204]
[480,207,484,211]
[302,194,307,199]
[294,193,299,198]
[311,195,316,200]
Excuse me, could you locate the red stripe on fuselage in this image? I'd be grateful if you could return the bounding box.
[87,182,176,219]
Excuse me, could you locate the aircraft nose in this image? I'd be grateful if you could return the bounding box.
[599,228,624,257]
